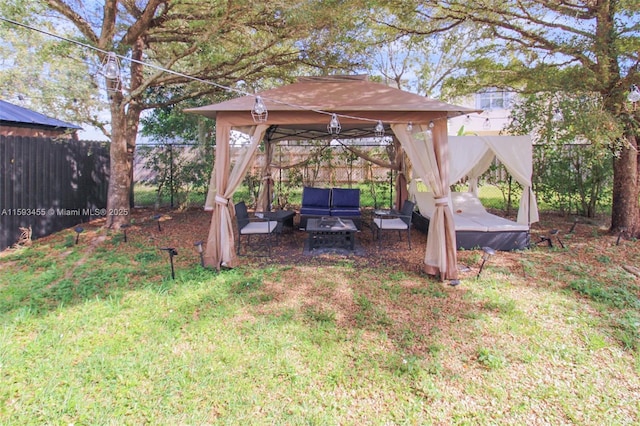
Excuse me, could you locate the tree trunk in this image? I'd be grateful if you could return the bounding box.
[106,96,132,229]
[611,133,639,235]
[105,37,145,229]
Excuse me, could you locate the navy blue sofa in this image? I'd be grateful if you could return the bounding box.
[299,187,361,228]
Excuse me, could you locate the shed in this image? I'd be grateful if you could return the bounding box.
[0,100,82,140]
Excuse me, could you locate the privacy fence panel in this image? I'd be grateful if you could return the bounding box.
[0,136,110,250]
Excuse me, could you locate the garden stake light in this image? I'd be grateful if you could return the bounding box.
[121,224,129,242]
[616,227,627,246]
[160,247,178,280]
[153,214,162,231]
[194,241,205,267]
[74,226,84,245]
[477,246,496,278]
[568,217,578,233]
[550,229,565,249]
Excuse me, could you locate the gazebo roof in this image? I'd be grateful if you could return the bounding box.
[185,75,480,141]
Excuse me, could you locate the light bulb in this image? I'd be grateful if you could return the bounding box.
[102,52,120,80]
[483,118,491,129]
[254,96,266,114]
[251,96,268,122]
[327,113,341,134]
[406,122,413,132]
[375,120,384,137]
[628,85,640,103]
[552,109,563,122]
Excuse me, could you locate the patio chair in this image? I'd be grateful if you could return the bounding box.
[372,200,415,249]
[235,201,278,256]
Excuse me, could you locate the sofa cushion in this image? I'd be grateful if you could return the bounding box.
[331,188,360,208]
[302,187,331,208]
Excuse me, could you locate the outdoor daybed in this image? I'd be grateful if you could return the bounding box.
[412,191,530,251]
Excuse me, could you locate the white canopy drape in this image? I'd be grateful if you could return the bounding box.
[448,136,538,225]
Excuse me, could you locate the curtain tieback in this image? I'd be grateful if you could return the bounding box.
[434,197,449,206]
[215,195,229,206]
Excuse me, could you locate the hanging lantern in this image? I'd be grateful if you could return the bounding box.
[628,84,640,103]
[101,52,121,80]
[327,113,341,134]
[251,96,268,122]
[374,120,385,138]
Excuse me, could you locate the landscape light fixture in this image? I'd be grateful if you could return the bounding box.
[327,113,341,134]
[374,120,385,138]
[616,227,627,246]
[194,241,205,267]
[628,84,640,103]
[160,247,178,280]
[568,217,578,233]
[251,96,268,122]
[74,226,84,245]
[120,223,129,243]
[476,246,496,278]
[550,229,565,249]
[153,214,162,231]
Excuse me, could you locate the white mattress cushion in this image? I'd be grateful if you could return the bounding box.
[415,191,529,232]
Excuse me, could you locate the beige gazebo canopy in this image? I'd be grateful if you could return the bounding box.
[185,75,480,281]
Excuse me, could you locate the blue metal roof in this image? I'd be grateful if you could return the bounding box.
[0,100,82,130]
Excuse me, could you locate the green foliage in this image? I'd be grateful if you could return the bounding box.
[506,93,616,217]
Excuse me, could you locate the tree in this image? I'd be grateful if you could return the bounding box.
[380,0,640,233]
[0,2,106,134]
[3,0,370,228]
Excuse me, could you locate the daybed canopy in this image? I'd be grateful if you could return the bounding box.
[185,75,480,280]
[448,135,539,225]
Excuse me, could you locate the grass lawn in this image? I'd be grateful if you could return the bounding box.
[0,206,638,424]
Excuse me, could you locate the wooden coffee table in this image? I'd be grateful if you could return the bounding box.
[305,217,358,251]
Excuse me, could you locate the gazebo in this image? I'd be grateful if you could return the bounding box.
[185,75,480,281]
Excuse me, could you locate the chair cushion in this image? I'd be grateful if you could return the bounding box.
[373,217,408,230]
[331,188,360,208]
[240,221,278,234]
[300,207,331,216]
[302,187,331,208]
[330,208,361,217]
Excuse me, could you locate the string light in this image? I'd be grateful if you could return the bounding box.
[628,84,640,103]
[552,108,563,122]
[327,113,341,134]
[251,96,268,122]
[101,52,120,80]
[374,120,385,137]
[0,16,458,132]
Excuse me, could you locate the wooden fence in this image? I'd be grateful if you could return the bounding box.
[0,136,110,250]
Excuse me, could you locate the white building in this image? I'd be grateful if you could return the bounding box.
[448,89,513,136]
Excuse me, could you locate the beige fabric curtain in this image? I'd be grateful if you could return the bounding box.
[256,140,275,212]
[203,123,269,269]
[391,122,458,281]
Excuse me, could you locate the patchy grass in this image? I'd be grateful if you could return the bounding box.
[0,208,639,424]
